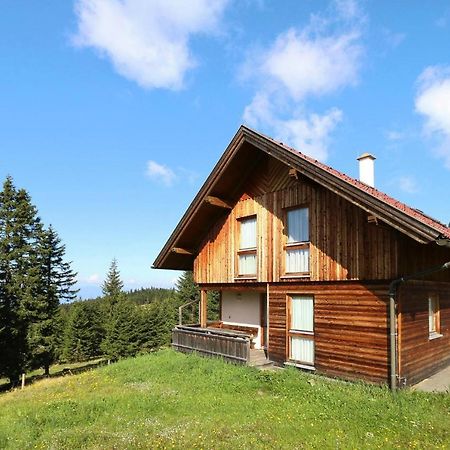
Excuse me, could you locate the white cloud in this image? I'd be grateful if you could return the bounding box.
[80,273,101,285]
[398,176,419,194]
[381,28,406,49]
[73,0,229,90]
[242,1,364,161]
[260,29,361,102]
[146,160,176,186]
[415,65,450,168]
[386,130,406,142]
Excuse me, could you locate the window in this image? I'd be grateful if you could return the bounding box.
[285,207,309,274]
[289,295,314,365]
[237,216,257,276]
[429,295,441,338]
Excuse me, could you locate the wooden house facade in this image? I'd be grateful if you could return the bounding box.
[153,126,450,388]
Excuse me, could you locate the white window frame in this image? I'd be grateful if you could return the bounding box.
[237,216,257,277]
[284,207,310,275]
[428,295,441,339]
[288,295,315,366]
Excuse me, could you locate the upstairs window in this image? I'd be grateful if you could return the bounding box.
[429,295,441,338]
[238,216,257,276]
[285,207,309,274]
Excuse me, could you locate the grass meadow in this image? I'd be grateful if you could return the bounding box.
[0,349,449,449]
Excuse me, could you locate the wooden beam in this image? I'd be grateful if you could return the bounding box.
[288,168,299,180]
[200,289,208,328]
[204,196,233,209]
[171,247,193,255]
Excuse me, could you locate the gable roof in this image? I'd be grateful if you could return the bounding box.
[153,125,450,270]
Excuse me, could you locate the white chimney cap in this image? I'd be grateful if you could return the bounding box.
[357,153,376,187]
[357,153,376,161]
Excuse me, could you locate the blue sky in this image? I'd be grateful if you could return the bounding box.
[1,0,449,298]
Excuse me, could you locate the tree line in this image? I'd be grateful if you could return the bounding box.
[59,268,219,364]
[0,176,78,384]
[0,176,219,386]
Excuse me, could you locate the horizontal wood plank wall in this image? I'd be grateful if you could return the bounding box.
[397,236,450,282]
[194,157,401,284]
[399,280,450,385]
[269,282,390,384]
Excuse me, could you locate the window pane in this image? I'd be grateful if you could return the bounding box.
[429,296,438,333]
[287,208,308,243]
[291,296,313,332]
[240,217,256,249]
[239,254,256,275]
[286,248,309,273]
[290,336,314,364]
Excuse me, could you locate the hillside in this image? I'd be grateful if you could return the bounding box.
[0,350,449,449]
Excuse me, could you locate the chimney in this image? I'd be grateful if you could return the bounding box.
[357,153,376,187]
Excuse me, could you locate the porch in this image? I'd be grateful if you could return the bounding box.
[172,324,271,366]
[172,288,271,366]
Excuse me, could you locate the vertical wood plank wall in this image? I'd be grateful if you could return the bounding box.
[194,157,450,284]
[398,281,450,385]
[269,282,390,383]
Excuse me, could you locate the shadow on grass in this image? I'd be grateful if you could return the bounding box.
[0,359,109,393]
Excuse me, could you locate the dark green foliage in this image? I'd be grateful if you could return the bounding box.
[63,301,104,362]
[175,271,220,324]
[28,226,78,374]
[125,287,175,305]
[101,258,124,305]
[102,300,141,360]
[0,176,42,383]
[139,297,178,351]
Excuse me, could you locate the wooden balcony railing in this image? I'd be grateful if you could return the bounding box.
[171,325,252,364]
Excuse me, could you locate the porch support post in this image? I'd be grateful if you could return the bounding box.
[200,289,208,328]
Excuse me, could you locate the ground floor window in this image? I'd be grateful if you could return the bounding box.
[288,295,314,365]
[428,295,441,338]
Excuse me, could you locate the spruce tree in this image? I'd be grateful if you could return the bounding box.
[102,258,124,305]
[28,226,78,375]
[0,176,42,384]
[104,300,140,359]
[63,301,104,362]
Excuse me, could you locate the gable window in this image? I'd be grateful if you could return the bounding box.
[429,295,441,338]
[288,295,314,366]
[238,216,257,276]
[285,207,309,275]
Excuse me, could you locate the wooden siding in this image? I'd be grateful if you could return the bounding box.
[194,157,402,284]
[268,282,390,384]
[398,280,450,385]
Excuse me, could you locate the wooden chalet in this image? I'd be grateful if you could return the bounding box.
[153,125,450,388]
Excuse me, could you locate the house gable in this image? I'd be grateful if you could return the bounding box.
[153,126,450,274]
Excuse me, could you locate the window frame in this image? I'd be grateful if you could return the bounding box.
[428,294,441,339]
[287,294,315,367]
[283,206,310,277]
[236,215,257,278]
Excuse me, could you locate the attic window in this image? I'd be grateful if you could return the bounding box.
[237,216,257,276]
[284,207,310,275]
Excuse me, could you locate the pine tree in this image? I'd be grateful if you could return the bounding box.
[63,301,104,362]
[104,300,140,359]
[0,176,42,384]
[102,258,124,305]
[175,271,220,324]
[28,226,79,375]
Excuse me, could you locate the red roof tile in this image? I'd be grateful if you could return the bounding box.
[262,133,450,240]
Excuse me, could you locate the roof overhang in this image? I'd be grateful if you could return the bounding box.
[153,125,449,270]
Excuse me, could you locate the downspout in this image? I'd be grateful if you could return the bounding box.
[389,261,450,391]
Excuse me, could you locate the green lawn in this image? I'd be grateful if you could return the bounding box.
[0,358,105,391]
[0,349,449,449]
